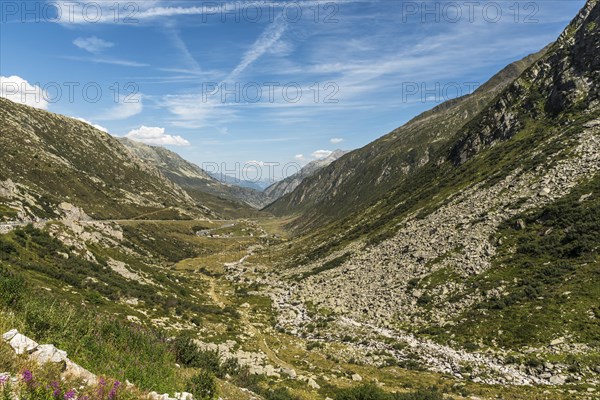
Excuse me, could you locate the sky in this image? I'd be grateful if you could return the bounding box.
[0,0,587,183]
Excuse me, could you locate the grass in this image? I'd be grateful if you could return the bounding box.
[0,266,184,393]
[443,173,600,352]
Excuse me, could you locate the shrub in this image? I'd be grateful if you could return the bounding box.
[0,267,24,307]
[264,387,301,400]
[187,371,217,400]
[333,383,444,400]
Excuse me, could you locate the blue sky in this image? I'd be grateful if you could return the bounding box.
[0,0,586,182]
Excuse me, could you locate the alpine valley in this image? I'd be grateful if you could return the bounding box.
[1,1,599,400]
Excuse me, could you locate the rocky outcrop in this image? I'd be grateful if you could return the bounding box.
[450,0,600,165]
[1,329,195,400]
[2,329,97,385]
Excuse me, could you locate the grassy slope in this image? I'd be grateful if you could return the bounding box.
[0,97,202,220]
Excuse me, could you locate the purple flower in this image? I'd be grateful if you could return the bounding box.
[64,389,76,399]
[0,375,8,385]
[49,380,61,397]
[21,370,33,384]
[108,380,121,400]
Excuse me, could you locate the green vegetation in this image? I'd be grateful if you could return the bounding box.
[0,266,183,393]
[293,253,351,281]
[332,383,443,400]
[448,173,600,349]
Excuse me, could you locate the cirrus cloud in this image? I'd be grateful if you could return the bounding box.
[73,36,115,53]
[125,125,190,146]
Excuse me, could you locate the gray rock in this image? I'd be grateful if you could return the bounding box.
[549,374,567,385]
[3,330,39,355]
[30,344,68,364]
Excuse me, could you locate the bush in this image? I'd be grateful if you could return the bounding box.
[264,387,301,400]
[333,383,444,400]
[172,335,238,378]
[187,371,217,400]
[0,267,24,307]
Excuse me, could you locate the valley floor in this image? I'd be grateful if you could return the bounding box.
[0,215,598,399]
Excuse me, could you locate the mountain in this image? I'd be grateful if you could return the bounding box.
[265,0,600,380]
[0,97,209,221]
[1,1,599,397]
[266,48,549,231]
[263,150,348,204]
[119,138,270,212]
[209,172,272,192]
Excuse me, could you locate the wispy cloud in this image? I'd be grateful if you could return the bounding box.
[63,56,148,68]
[226,18,287,81]
[73,36,114,53]
[165,27,202,74]
[96,94,143,120]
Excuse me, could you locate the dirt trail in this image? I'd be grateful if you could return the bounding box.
[202,250,299,374]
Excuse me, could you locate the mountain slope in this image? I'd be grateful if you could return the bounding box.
[263,0,600,383]
[263,149,348,204]
[119,138,268,215]
[0,98,207,220]
[266,49,549,231]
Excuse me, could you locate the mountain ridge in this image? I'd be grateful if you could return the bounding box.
[265,48,550,232]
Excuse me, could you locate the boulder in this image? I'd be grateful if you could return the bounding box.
[282,368,297,379]
[351,373,363,381]
[3,330,39,355]
[307,378,320,389]
[64,360,98,386]
[30,344,68,364]
[549,374,567,385]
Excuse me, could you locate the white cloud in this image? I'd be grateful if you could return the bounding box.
[0,75,48,110]
[312,150,333,159]
[73,36,114,53]
[246,160,266,167]
[226,17,286,81]
[294,154,305,161]
[64,56,148,67]
[97,94,143,120]
[330,137,344,144]
[126,125,190,146]
[75,117,108,133]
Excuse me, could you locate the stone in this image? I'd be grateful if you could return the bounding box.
[174,392,194,400]
[550,337,565,346]
[2,329,18,341]
[549,375,567,385]
[351,373,363,381]
[282,368,297,379]
[30,344,68,364]
[64,360,98,385]
[307,378,320,389]
[4,331,39,355]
